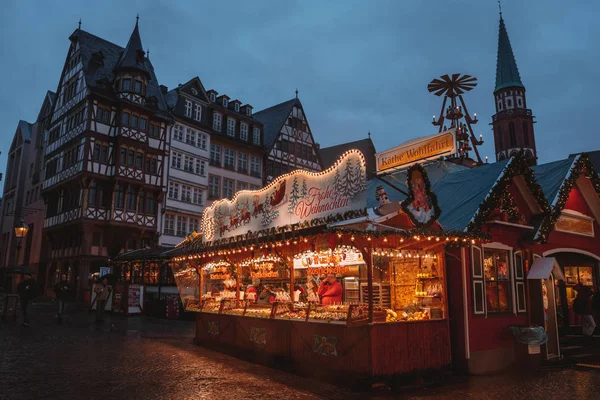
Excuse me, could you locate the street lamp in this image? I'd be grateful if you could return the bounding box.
[14,219,30,241]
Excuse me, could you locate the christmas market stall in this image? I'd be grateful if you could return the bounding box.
[110,247,180,317]
[173,150,487,381]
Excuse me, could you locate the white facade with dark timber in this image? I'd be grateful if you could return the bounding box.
[40,20,173,295]
[254,96,322,184]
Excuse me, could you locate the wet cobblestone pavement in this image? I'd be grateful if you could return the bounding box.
[1,303,600,399]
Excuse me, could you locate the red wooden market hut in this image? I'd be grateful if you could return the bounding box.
[527,155,600,340]
[172,150,486,383]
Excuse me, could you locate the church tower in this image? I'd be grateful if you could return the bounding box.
[491,12,537,165]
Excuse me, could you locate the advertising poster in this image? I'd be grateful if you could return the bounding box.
[127,284,144,314]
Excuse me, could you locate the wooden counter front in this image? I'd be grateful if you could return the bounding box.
[196,313,452,379]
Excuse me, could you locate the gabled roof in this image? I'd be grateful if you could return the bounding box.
[495,16,524,92]
[115,20,150,76]
[571,150,600,174]
[9,120,33,153]
[253,98,298,147]
[68,28,170,116]
[37,90,56,122]
[320,138,377,177]
[433,159,513,231]
[532,154,600,241]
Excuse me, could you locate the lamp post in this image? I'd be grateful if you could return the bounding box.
[3,219,29,293]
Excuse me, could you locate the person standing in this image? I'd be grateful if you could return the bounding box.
[94,277,111,322]
[573,284,596,343]
[318,274,343,306]
[17,274,37,327]
[54,274,71,323]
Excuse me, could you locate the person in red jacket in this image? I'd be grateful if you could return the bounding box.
[318,274,343,305]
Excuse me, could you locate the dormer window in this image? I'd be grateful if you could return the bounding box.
[210,93,216,102]
[136,49,145,64]
[235,103,240,112]
[122,78,131,91]
[185,100,192,118]
[194,104,202,121]
[222,98,228,108]
[134,80,144,94]
[246,108,251,117]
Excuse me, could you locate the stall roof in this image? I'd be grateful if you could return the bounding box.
[531,156,578,206]
[366,161,468,208]
[527,257,565,281]
[112,246,175,262]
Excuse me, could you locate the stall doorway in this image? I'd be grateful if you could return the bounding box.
[550,252,599,335]
[543,274,560,359]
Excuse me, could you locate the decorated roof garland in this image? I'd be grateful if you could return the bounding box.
[534,154,600,242]
[465,153,551,233]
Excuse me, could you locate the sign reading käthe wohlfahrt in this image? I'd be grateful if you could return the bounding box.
[375,130,456,174]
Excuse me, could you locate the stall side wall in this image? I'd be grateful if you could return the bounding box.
[446,247,468,372]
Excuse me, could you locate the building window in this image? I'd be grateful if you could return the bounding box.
[164,214,175,236]
[190,218,200,233]
[210,93,216,102]
[210,144,221,166]
[176,215,187,236]
[135,151,143,169]
[128,150,135,166]
[173,124,184,142]
[122,78,131,91]
[186,128,196,146]
[253,128,260,145]
[134,80,143,94]
[517,98,523,107]
[122,112,130,126]
[181,185,192,203]
[126,187,137,211]
[236,181,248,192]
[195,159,206,176]
[523,122,529,146]
[234,103,240,112]
[100,144,109,163]
[171,151,182,169]
[185,100,192,118]
[224,149,235,170]
[149,123,160,138]
[509,122,516,147]
[507,98,512,108]
[139,118,147,131]
[483,249,511,313]
[168,182,180,200]
[145,156,157,174]
[227,118,236,137]
[192,188,202,205]
[208,176,220,199]
[222,98,228,108]
[131,115,138,129]
[198,133,207,150]
[97,106,111,124]
[497,126,504,150]
[120,147,127,164]
[115,184,125,209]
[251,156,261,177]
[184,155,194,173]
[213,113,222,131]
[238,152,248,173]
[194,104,202,121]
[246,107,252,117]
[240,123,248,141]
[223,178,234,199]
[498,102,502,111]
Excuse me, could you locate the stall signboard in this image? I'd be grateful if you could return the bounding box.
[375,130,456,174]
[250,262,280,279]
[127,284,144,314]
[201,151,367,243]
[294,250,365,269]
[555,210,594,237]
[99,266,111,278]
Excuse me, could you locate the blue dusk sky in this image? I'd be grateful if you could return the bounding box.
[1,0,598,191]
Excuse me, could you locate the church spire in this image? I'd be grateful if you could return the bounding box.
[495,14,524,93]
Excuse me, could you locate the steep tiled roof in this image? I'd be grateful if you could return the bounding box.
[253,98,298,148]
[495,16,524,92]
[69,28,170,117]
[320,138,377,177]
[115,20,150,76]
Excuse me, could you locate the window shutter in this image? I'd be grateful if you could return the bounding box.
[471,245,486,315]
[513,251,526,313]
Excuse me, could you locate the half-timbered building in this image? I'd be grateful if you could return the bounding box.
[41,20,172,296]
[161,78,211,246]
[253,95,323,184]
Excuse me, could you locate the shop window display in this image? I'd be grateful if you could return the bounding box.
[182,246,446,325]
[483,249,511,313]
